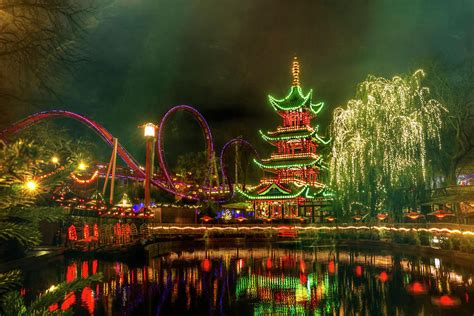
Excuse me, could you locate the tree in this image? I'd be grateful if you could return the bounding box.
[330,70,445,217]
[0,138,103,314]
[0,0,95,125]
[424,58,474,184]
[0,139,72,253]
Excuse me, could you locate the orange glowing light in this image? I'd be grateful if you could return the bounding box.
[326,216,335,222]
[201,215,213,222]
[405,212,424,220]
[376,213,388,221]
[299,259,306,272]
[431,210,455,219]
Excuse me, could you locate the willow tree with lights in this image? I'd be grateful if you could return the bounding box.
[330,70,445,217]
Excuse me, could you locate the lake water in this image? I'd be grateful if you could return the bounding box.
[22,243,474,315]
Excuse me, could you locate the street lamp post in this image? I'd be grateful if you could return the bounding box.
[142,123,157,211]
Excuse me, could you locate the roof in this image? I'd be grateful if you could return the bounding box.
[236,183,333,200]
[268,85,325,114]
[253,156,324,170]
[259,128,331,144]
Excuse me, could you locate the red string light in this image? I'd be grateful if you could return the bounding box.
[70,170,99,184]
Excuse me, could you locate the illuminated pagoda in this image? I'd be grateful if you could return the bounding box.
[237,57,332,221]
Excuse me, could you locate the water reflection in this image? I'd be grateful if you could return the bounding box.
[23,245,474,315]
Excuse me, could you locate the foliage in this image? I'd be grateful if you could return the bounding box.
[0,139,72,248]
[0,273,102,315]
[424,58,474,184]
[330,70,445,216]
[0,138,78,304]
[174,151,220,186]
[0,0,96,105]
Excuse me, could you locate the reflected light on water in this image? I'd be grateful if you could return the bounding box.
[22,246,474,315]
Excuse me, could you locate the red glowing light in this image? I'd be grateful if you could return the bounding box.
[201,259,212,272]
[355,265,363,277]
[61,292,76,310]
[431,295,461,308]
[82,261,88,278]
[68,225,77,241]
[83,224,90,241]
[376,213,388,221]
[379,271,388,283]
[328,261,335,274]
[266,258,273,270]
[66,262,77,283]
[92,259,98,275]
[300,272,307,284]
[93,224,99,239]
[81,287,94,315]
[237,258,245,269]
[48,303,58,311]
[406,281,428,295]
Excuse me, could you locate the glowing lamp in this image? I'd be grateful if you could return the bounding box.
[143,123,156,137]
[78,162,87,170]
[51,156,60,164]
[25,180,38,192]
[377,213,388,221]
[326,216,335,222]
[201,215,213,222]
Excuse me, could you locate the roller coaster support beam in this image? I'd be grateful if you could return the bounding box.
[109,138,118,205]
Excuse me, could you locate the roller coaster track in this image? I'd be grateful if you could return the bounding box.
[0,108,259,201]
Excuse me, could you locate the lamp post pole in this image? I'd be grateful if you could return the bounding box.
[142,123,156,211]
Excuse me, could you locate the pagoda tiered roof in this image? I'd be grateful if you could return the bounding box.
[259,127,330,144]
[235,182,333,201]
[268,85,324,114]
[253,156,323,170]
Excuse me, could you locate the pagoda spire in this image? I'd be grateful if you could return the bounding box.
[291,56,300,86]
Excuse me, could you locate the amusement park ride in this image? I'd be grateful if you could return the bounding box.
[0,57,334,221]
[0,105,257,212]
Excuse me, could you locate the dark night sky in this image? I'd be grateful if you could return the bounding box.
[7,0,474,162]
